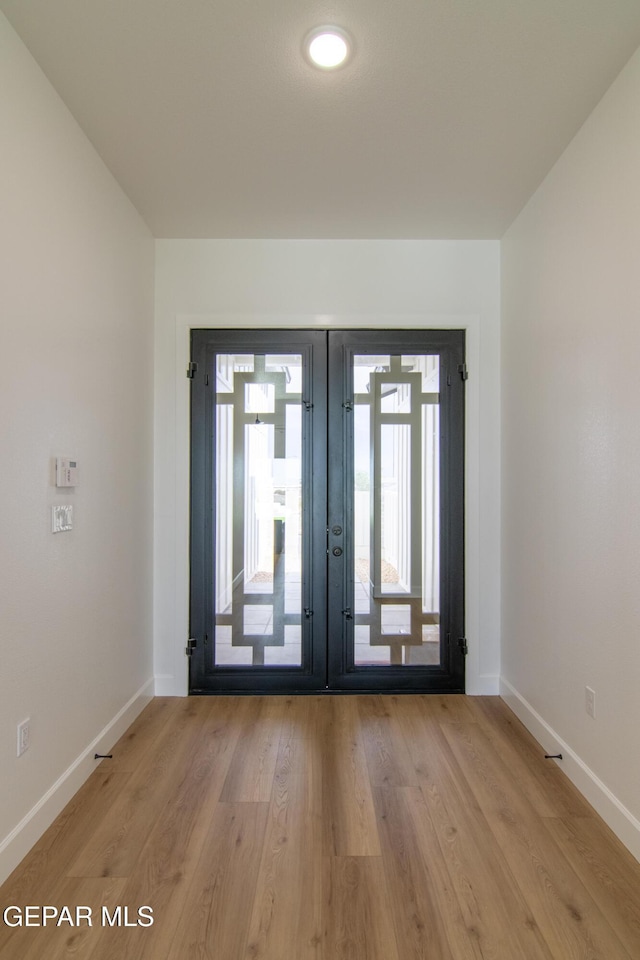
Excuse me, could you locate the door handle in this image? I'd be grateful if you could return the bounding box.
[332,546,343,557]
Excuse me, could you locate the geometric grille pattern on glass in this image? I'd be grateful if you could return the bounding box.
[353,353,441,666]
[214,353,303,666]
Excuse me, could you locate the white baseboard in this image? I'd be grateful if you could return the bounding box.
[0,678,154,886]
[500,676,640,864]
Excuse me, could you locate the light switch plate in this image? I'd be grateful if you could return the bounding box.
[52,505,73,533]
[56,457,79,487]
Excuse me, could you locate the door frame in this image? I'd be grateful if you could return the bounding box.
[166,313,484,697]
[175,313,480,696]
[188,329,464,693]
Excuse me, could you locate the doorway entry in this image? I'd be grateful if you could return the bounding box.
[189,329,465,693]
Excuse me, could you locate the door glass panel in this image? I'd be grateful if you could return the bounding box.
[265,355,304,393]
[380,424,411,594]
[353,355,390,393]
[214,353,303,667]
[245,382,275,413]
[380,383,411,414]
[353,353,441,667]
[402,354,440,392]
[216,353,254,392]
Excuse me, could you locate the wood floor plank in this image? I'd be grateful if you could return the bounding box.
[106,697,178,774]
[392,694,459,785]
[244,746,322,959]
[325,856,400,960]
[544,815,640,959]
[317,693,381,858]
[372,780,459,960]
[0,769,131,899]
[317,695,363,743]
[357,695,420,787]
[275,735,320,779]
[163,803,269,960]
[395,695,555,957]
[441,720,635,960]
[77,698,246,959]
[404,784,554,960]
[65,699,214,877]
[404,693,477,726]
[322,728,381,857]
[280,695,324,740]
[0,877,125,960]
[468,697,596,818]
[220,697,284,802]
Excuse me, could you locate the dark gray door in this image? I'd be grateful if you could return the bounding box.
[326,331,465,691]
[189,329,465,693]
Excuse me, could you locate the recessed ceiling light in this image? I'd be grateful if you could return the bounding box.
[304,27,352,70]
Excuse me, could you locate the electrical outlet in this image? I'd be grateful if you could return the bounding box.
[585,686,596,719]
[17,718,30,757]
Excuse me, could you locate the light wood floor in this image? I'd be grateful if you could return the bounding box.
[1,695,640,959]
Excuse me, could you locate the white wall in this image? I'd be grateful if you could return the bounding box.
[154,239,501,696]
[0,14,155,881]
[502,48,640,857]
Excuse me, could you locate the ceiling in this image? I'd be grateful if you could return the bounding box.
[3,0,640,239]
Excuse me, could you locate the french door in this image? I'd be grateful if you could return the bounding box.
[189,329,465,694]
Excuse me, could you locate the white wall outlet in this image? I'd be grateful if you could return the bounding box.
[52,504,73,533]
[585,686,596,719]
[17,718,30,757]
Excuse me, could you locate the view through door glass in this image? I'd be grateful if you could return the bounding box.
[214,352,304,668]
[351,353,441,666]
[189,329,465,694]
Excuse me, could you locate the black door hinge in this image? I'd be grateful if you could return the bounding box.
[185,638,197,656]
[342,607,353,620]
[304,608,314,619]
[458,363,469,381]
[458,637,468,656]
[186,362,198,380]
